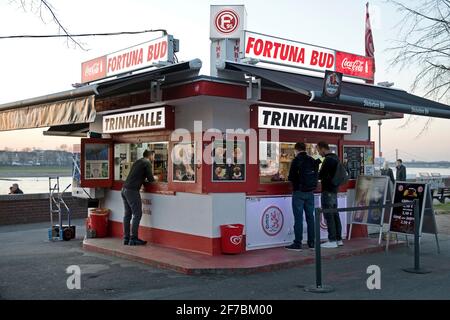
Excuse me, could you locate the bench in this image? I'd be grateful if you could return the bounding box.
[433,187,450,204]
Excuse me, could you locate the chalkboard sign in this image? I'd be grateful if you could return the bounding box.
[389,182,427,235]
[386,182,440,252]
[343,146,365,179]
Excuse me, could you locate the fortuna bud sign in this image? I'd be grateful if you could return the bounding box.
[103,107,166,134]
[242,31,374,81]
[244,31,335,72]
[81,35,175,83]
[258,106,352,134]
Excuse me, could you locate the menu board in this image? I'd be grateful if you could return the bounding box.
[343,146,365,179]
[389,182,427,235]
[212,141,246,182]
[352,175,389,226]
[84,143,110,180]
[172,142,196,183]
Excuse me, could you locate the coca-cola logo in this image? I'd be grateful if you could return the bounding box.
[341,58,365,72]
[84,61,104,76]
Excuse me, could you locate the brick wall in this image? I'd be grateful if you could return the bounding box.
[0,193,88,225]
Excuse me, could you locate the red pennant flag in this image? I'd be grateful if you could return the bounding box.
[365,2,375,83]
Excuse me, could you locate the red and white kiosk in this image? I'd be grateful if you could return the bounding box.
[1,5,449,256]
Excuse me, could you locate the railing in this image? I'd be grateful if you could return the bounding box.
[305,200,417,293]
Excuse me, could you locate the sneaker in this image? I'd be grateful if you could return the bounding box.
[337,240,344,247]
[129,238,147,246]
[307,242,315,250]
[285,243,303,251]
[321,241,338,249]
[123,238,129,245]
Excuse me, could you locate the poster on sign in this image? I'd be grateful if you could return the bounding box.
[245,194,347,250]
[352,176,389,226]
[389,182,427,235]
[386,182,440,251]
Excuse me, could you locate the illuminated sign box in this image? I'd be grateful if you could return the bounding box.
[257,106,352,134]
[242,31,374,81]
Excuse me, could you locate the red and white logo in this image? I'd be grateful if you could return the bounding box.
[335,51,374,80]
[215,10,239,34]
[261,206,284,236]
[230,235,242,245]
[81,56,107,83]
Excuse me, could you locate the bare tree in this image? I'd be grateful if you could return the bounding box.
[12,0,87,50]
[387,0,449,136]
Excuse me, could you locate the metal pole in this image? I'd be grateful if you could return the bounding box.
[378,119,382,162]
[403,199,431,274]
[305,208,334,293]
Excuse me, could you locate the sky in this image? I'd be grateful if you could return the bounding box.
[0,0,448,161]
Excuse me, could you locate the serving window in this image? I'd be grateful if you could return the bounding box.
[259,141,338,184]
[114,142,168,183]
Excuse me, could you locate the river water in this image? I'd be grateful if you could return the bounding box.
[1,167,449,195]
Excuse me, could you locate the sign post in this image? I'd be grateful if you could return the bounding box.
[387,182,440,253]
[348,175,390,245]
[304,208,334,293]
[403,199,431,274]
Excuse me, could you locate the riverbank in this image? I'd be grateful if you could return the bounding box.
[0,166,71,178]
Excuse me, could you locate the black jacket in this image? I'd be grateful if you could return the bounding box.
[319,153,339,193]
[123,158,155,190]
[381,168,395,184]
[396,164,407,181]
[288,152,319,191]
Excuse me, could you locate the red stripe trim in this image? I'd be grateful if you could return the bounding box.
[108,220,229,255]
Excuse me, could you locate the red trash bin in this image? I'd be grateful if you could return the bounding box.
[87,208,110,238]
[220,224,244,254]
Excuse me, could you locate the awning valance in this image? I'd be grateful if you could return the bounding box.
[225,62,450,119]
[0,95,96,131]
[0,59,202,132]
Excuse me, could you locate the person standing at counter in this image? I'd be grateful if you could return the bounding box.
[121,150,155,246]
[317,141,344,249]
[285,142,319,251]
[396,159,407,181]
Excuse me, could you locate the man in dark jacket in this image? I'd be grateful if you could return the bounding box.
[121,150,155,246]
[285,142,319,251]
[317,141,342,249]
[396,159,407,181]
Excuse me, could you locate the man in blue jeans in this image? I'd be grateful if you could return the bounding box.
[121,150,155,246]
[285,142,320,251]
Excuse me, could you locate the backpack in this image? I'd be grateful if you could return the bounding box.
[298,156,319,192]
[331,158,349,187]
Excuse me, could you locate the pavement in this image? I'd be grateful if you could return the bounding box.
[0,218,449,300]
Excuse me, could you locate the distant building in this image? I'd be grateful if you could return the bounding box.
[0,150,73,166]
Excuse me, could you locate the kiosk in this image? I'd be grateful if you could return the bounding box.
[1,5,449,255]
